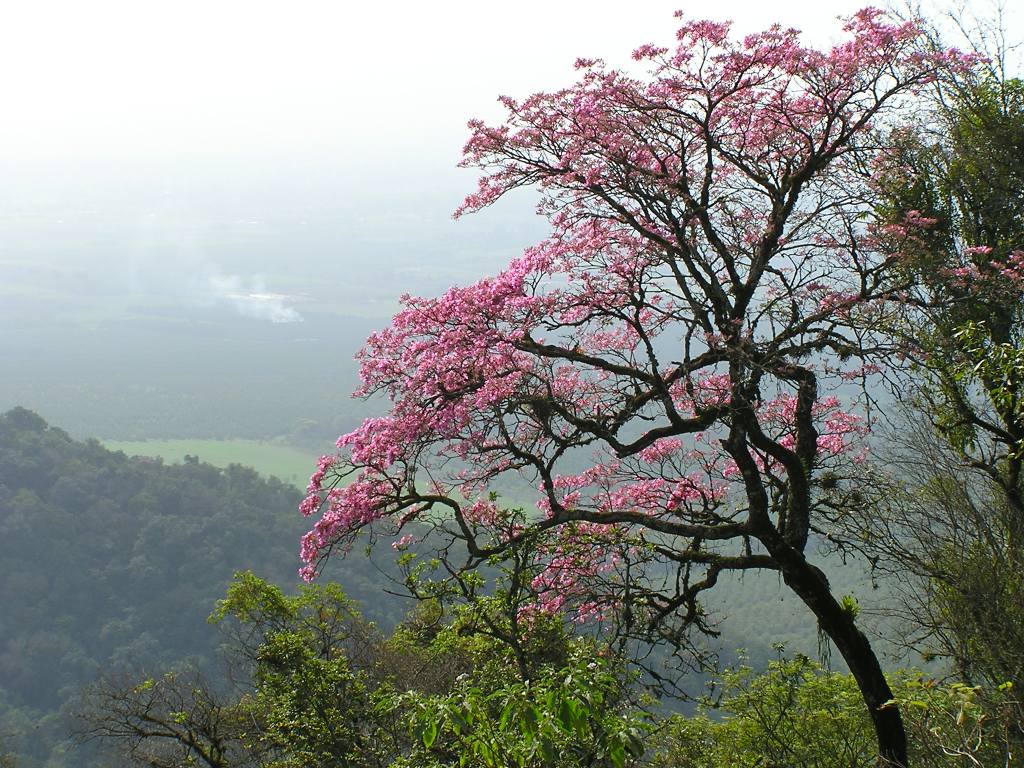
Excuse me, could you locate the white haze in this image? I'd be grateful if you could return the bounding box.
[0,0,1019,328]
[0,0,942,162]
[0,0,1018,444]
[204,271,303,324]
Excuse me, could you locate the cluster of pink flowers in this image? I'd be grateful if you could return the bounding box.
[299,474,396,580]
[838,363,883,381]
[756,394,869,459]
[528,523,625,621]
[529,388,868,525]
[941,248,1024,293]
[298,455,337,517]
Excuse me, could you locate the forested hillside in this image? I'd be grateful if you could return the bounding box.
[0,408,403,767]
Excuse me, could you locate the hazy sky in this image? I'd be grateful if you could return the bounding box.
[6,0,999,165]
[1,0,1020,438]
[1,0,1019,331]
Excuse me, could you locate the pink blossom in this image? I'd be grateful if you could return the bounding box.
[298,7,967,609]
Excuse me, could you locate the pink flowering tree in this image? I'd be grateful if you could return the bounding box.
[300,11,971,765]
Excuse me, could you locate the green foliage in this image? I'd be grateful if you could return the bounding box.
[879,76,1024,283]
[83,570,649,768]
[76,573,392,768]
[888,679,1022,767]
[877,75,1024,401]
[398,643,648,768]
[70,569,1024,768]
[927,542,1024,692]
[209,572,397,767]
[381,564,649,768]
[389,544,652,767]
[253,632,371,767]
[942,77,1024,252]
[650,655,1023,768]
[212,570,296,627]
[867,64,1024,701]
[947,321,1024,456]
[210,569,375,662]
[650,656,876,768]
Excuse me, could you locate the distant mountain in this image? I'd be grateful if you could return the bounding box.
[0,408,404,767]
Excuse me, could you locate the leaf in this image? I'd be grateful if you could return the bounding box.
[422,718,438,749]
[450,709,469,735]
[558,697,575,730]
[521,705,539,739]
[539,737,558,764]
[608,739,627,768]
[499,700,514,731]
[624,728,646,757]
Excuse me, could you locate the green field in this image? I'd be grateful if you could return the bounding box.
[103,438,322,488]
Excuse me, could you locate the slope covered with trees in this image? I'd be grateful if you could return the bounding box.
[0,407,401,767]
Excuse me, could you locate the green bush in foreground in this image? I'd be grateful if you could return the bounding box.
[77,572,1022,767]
[78,572,647,768]
[650,655,1021,768]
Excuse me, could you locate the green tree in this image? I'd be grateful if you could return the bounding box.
[209,572,394,768]
[252,633,374,767]
[391,544,649,768]
[80,570,648,768]
[76,573,391,768]
[864,58,1024,693]
[652,657,875,768]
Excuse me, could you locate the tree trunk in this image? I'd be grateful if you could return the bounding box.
[764,536,909,767]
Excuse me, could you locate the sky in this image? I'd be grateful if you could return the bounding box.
[4,0,992,164]
[0,0,1020,328]
[0,0,1019,439]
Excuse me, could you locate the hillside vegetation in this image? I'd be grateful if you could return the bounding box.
[0,408,403,767]
[0,407,900,767]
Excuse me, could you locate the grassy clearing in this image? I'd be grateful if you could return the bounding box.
[103,438,321,488]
